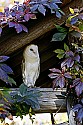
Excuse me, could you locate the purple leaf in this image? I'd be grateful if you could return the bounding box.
[73,104,82,112]
[49,68,61,73]
[58,76,65,88]
[11,11,16,17]
[0,12,3,16]
[72,78,83,96]
[61,60,67,68]
[8,22,15,27]
[20,24,28,33]
[4,7,9,12]
[38,4,46,16]
[74,55,80,62]
[50,3,58,9]
[24,14,30,21]
[1,21,7,25]
[15,23,22,33]
[0,56,9,62]
[64,72,72,79]
[76,108,83,122]
[75,82,83,96]
[0,68,8,83]
[0,27,2,35]
[48,73,59,79]
[61,58,74,68]
[53,76,65,88]
[74,65,79,71]
[16,13,21,20]
[30,4,39,12]
[67,58,74,67]
[43,3,51,9]
[73,78,81,86]
[52,0,62,3]
[52,76,59,89]
[56,11,61,18]
[78,13,83,20]
[71,17,78,24]
[0,64,13,74]
[65,51,74,56]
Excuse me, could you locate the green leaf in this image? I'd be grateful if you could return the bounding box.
[19,84,27,96]
[64,43,69,51]
[55,25,67,32]
[52,32,67,41]
[0,104,4,106]
[58,9,65,15]
[8,77,16,85]
[57,53,65,59]
[2,90,11,99]
[79,24,83,31]
[54,49,65,54]
[69,7,74,14]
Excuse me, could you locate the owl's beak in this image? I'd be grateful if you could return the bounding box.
[33,50,37,54]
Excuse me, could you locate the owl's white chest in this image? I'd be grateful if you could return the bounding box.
[24,60,39,87]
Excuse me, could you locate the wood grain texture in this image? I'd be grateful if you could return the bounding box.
[6,88,66,113]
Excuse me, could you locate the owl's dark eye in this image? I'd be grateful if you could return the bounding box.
[30,48,33,51]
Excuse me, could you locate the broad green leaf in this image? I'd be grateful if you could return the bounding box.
[57,53,65,59]
[79,24,83,31]
[8,77,16,85]
[69,7,74,14]
[0,104,4,106]
[52,32,67,41]
[2,89,11,99]
[54,49,65,54]
[19,84,27,96]
[54,25,67,32]
[64,43,69,51]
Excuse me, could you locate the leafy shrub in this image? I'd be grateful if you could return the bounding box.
[49,7,83,125]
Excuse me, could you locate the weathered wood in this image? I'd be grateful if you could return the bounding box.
[35,88,66,113]
[0,0,82,56]
[6,88,66,113]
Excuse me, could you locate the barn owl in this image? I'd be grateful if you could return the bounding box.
[22,44,40,87]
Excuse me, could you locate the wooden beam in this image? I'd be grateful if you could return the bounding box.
[6,88,66,113]
[34,88,66,113]
[0,0,82,55]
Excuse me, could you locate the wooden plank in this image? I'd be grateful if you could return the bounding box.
[55,122,68,125]
[0,0,82,56]
[4,88,66,113]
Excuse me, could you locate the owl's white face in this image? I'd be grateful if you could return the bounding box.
[24,44,39,58]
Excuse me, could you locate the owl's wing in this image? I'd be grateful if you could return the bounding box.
[33,60,40,85]
[21,58,25,81]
